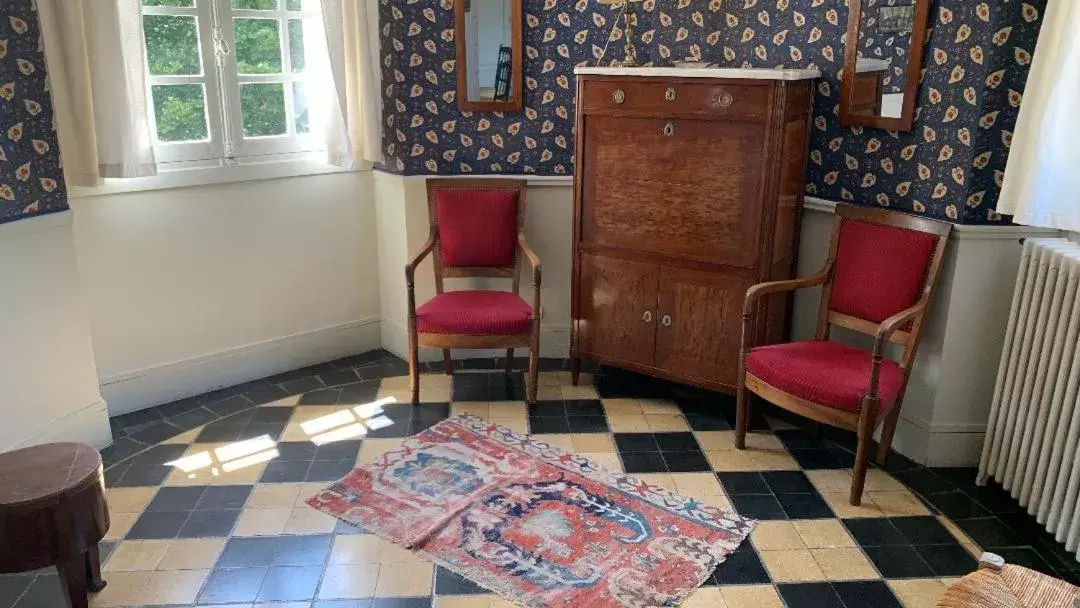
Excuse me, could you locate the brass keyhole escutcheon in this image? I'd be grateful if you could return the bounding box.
[612,89,626,104]
[662,121,675,137]
[717,91,735,107]
[665,87,677,102]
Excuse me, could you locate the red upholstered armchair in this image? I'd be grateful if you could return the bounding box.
[405,179,541,404]
[736,204,952,506]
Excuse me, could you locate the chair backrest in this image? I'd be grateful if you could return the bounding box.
[425,178,527,294]
[816,204,952,368]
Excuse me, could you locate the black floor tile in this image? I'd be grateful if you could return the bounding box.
[299,388,342,406]
[364,419,413,438]
[282,377,325,395]
[250,406,295,423]
[371,599,432,608]
[620,452,669,474]
[862,545,935,578]
[178,509,241,538]
[276,442,320,461]
[196,421,249,443]
[788,448,851,470]
[777,493,834,519]
[967,483,1026,514]
[197,486,253,510]
[199,567,268,604]
[218,538,278,568]
[955,517,1027,549]
[435,567,490,595]
[245,384,290,405]
[315,440,364,461]
[128,421,183,445]
[9,575,65,608]
[0,575,34,607]
[527,416,569,434]
[127,511,190,539]
[260,460,312,483]
[99,437,146,467]
[762,471,816,494]
[717,472,769,495]
[274,535,334,566]
[654,432,700,453]
[614,433,660,453]
[662,451,712,473]
[168,406,220,431]
[256,565,322,601]
[710,548,771,585]
[890,516,958,545]
[111,408,166,432]
[777,583,845,608]
[775,429,829,451]
[843,518,907,547]
[109,463,176,488]
[527,401,564,417]
[319,369,359,387]
[925,491,992,520]
[913,543,979,577]
[306,459,356,482]
[567,416,609,433]
[206,395,255,417]
[833,581,904,608]
[685,413,733,431]
[339,380,381,405]
[563,399,605,417]
[146,487,203,512]
[892,468,956,497]
[730,494,787,520]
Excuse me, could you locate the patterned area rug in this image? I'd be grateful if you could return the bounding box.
[308,414,754,608]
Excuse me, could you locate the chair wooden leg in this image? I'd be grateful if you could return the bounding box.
[876,405,902,466]
[527,347,539,405]
[850,397,878,506]
[442,349,453,375]
[408,323,419,405]
[505,348,514,376]
[570,357,581,386]
[735,384,749,450]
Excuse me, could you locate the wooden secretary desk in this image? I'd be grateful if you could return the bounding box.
[570,66,820,393]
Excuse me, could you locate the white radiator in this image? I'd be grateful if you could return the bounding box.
[979,238,1080,562]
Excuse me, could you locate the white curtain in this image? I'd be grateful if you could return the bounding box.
[37,0,156,186]
[321,0,383,169]
[997,1,1080,231]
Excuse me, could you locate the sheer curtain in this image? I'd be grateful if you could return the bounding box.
[321,0,383,169]
[997,1,1080,231]
[37,0,157,186]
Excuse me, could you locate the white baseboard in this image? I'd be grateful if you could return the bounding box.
[101,318,382,416]
[890,414,987,467]
[6,398,112,453]
[381,318,572,362]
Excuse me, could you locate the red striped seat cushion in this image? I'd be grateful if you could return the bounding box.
[416,290,533,335]
[746,340,905,413]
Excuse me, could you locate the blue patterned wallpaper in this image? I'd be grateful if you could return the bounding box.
[377,0,1044,224]
[0,0,67,225]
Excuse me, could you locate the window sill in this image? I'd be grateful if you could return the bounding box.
[68,154,369,199]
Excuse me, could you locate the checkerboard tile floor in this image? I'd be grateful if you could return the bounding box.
[2,350,1077,608]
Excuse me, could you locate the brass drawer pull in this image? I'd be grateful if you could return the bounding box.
[642,311,653,323]
[665,87,677,102]
[612,89,626,104]
[717,90,735,107]
[662,314,673,327]
[662,121,675,137]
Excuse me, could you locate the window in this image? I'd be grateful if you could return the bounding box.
[140,0,327,166]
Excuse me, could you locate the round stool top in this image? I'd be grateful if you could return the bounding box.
[0,443,102,509]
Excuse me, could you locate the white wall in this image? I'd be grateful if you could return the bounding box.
[0,212,111,452]
[71,171,382,415]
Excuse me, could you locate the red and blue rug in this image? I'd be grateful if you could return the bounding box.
[308,414,754,608]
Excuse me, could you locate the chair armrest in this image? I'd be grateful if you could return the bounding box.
[518,234,541,286]
[405,237,436,284]
[873,297,928,356]
[742,271,830,316]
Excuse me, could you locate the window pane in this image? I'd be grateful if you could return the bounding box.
[143,0,194,6]
[292,82,309,133]
[285,0,302,10]
[234,18,282,74]
[288,19,305,72]
[151,84,208,142]
[143,15,201,75]
[240,83,287,137]
[231,0,278,9]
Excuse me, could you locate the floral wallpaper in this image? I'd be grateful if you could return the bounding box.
[859,0,913,94]
[377,0,1045,224]
[0,0,66,225]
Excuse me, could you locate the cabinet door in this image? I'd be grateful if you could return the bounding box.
[577,253,659,367]
[654,266,753,387]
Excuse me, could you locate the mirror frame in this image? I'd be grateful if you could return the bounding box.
[454,0,523,113]
[839,0,931,132]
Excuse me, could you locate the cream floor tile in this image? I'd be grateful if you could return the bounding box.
[164,461,268,486]
[811,547,878,581]
[636,473,678,491]
[560,385,599,399]
[538,434,573,451]
[162,427,202,444]
[865,468,907,492]
[374,562,434,597]
[706,449,756,472]
[743,432,785,451]
[296,482,331,506]
[751,521,806,551]
[291,405,351,423]
[580,452,622,471]
[490,598,518,608]
[638,398,682,415]
[719,584,784,608]
[106,487,157,514]
[318,563,380,600]
[357,438,405,464]
[535,385,563,400]
[671,472,726,500]
[489,416,528,433]
[645,414,691,432]
[103,511,137,541]
[887,578,949,608]
[791,519,856,549]
[90,571,152,607]
[869,490,931,516]
[694,431,738,452]
[748,450,801,471]
[233,507,291,536]
[283,506,337,534]
[103,540,172,572]
[379,540,428,566]
[379,387,450,403]
[157,538,225,570]
[806,469,854,494]
[764,416,800,430]
[758,549,826,583]
[281,423,319,442]
[265,394,302,407]
[487,401,527,417]
[570,433,615,453]
[141,569,209,605]
[247,483,303,509]
[380,374,451,390]
[822,492,885,518]
[329,534,385,565]
[434,596,498,608]
[682,587,727,608]
[451,402,491,417]
[601,399,645,417]
[606,413,651,432]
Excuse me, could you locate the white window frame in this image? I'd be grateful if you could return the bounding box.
[141,0,325,168]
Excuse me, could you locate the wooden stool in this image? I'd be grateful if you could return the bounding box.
[0,443,110,608]
[937,553,1080,608]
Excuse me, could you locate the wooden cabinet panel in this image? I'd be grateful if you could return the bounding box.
[581,115,765,267]
[581,79,771,120]
[654,266,752,387]
[577,253,659,367]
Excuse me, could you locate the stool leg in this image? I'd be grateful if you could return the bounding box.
[86,545,107,592]
[57,552,90,608]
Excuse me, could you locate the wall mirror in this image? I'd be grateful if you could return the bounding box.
[840,0,931,131]
[455,0,523,112]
